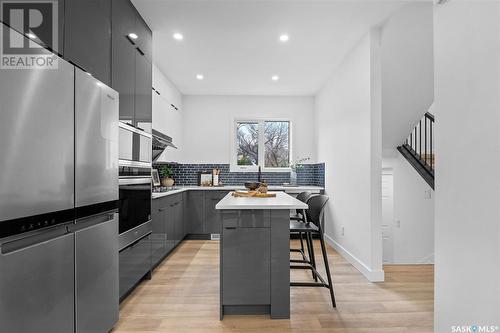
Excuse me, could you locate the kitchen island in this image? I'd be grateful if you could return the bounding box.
[216,191,307,319]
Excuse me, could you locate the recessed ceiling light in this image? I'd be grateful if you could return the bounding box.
[279,34,289,42]
[271,75,279,81]
[173,33,184,40]
[26,33,36,39]
[196,74,204,80]
[128,33,138,40]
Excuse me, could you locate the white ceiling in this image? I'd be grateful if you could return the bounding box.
[132,0,404,96]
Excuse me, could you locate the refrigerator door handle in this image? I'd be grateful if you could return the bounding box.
[1,226,70,255]
[71,212,118,232]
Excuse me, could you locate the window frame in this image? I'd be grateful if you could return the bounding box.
[230,118,292,173]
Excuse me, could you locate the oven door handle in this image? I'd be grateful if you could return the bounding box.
[119,177,151,185]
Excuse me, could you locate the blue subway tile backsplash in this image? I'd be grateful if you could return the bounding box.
[153,163,325,187]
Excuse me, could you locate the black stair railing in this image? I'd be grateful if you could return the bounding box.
[397,112,435,189]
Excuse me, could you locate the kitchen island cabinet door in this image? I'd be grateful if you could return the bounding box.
[221,217,271,306]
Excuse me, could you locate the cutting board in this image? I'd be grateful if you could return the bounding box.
[232,191,276,198]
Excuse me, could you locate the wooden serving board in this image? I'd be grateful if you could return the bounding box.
[232,191,276,198]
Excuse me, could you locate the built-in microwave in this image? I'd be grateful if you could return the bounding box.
[119,122,152,174]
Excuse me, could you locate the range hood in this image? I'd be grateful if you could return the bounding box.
[152,129,177,162]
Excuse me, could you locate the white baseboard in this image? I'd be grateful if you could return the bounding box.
[324,234,385,282]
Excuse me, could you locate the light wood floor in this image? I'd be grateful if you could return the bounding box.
[113,240,434,333]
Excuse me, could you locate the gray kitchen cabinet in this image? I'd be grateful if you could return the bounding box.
[119,234,152,300]
[1,1,65,56]
[64,0,111,85]
[135,14,153,62]
[187,191,205,235]
[111,0,152,131]
[151,193,183,268]
[111,0,136,124]
[204,191,229,235]
[134,52,152,133]
[165,197,177,251]
[151,199,167,266]
[221,211,271,306]
[174,196,184,244]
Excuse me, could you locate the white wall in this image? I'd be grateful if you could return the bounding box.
[152,64,183,162]
[181,95,316,164]
[383,154,434,264]
[381,2,434,150]
[434,1,500,331]
[315,30,383,282]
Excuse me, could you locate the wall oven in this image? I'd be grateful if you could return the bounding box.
[118,122,152,250]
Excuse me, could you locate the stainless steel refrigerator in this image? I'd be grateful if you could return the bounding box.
[0,25,119,333]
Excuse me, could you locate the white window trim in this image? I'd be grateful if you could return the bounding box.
[230,118,293,173]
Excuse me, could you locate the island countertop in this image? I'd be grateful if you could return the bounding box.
[215,191,308,210]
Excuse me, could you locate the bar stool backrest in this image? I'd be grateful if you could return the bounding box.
[295,191,312,215]
[305,195,329,232]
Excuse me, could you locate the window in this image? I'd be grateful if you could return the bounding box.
[264,121,290,167]
[232,120,291,171]
[236,122,259,166]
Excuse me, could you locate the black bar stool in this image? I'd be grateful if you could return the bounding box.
[290,194,336,308]
[290,191,313,263]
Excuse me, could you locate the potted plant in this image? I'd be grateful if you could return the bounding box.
[158,165,175,187]
[289,157,310,185]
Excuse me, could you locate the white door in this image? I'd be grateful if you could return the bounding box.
[381,173,394,263]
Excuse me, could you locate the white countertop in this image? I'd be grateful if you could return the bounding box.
[151,185,324,199]
[215,191,308,210]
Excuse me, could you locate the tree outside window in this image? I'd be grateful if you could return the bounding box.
[237,122,258,165]
[234,120,291,170]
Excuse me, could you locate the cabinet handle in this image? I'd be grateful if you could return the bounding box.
[224,227,236,230]
[126,35,136,45]
[136,47,145,56]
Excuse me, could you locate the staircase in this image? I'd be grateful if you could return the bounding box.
[397,112,435,189]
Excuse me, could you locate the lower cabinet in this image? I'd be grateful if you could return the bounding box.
[151,190,229,268]
[151,193,184,268]
[204,191,229,235]
[221,210,271,306]
[119,234,152,300]
[186,191,205,235]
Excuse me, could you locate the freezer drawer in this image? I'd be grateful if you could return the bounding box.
[73,213,119,333]
[119,233,152,300]
[0,227,75,333]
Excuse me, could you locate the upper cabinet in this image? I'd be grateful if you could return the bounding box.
[111,0,152,133]
[111,0,137,125]
[64,0,112,85]
[135,53,152,132]
[135,15,153,63]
